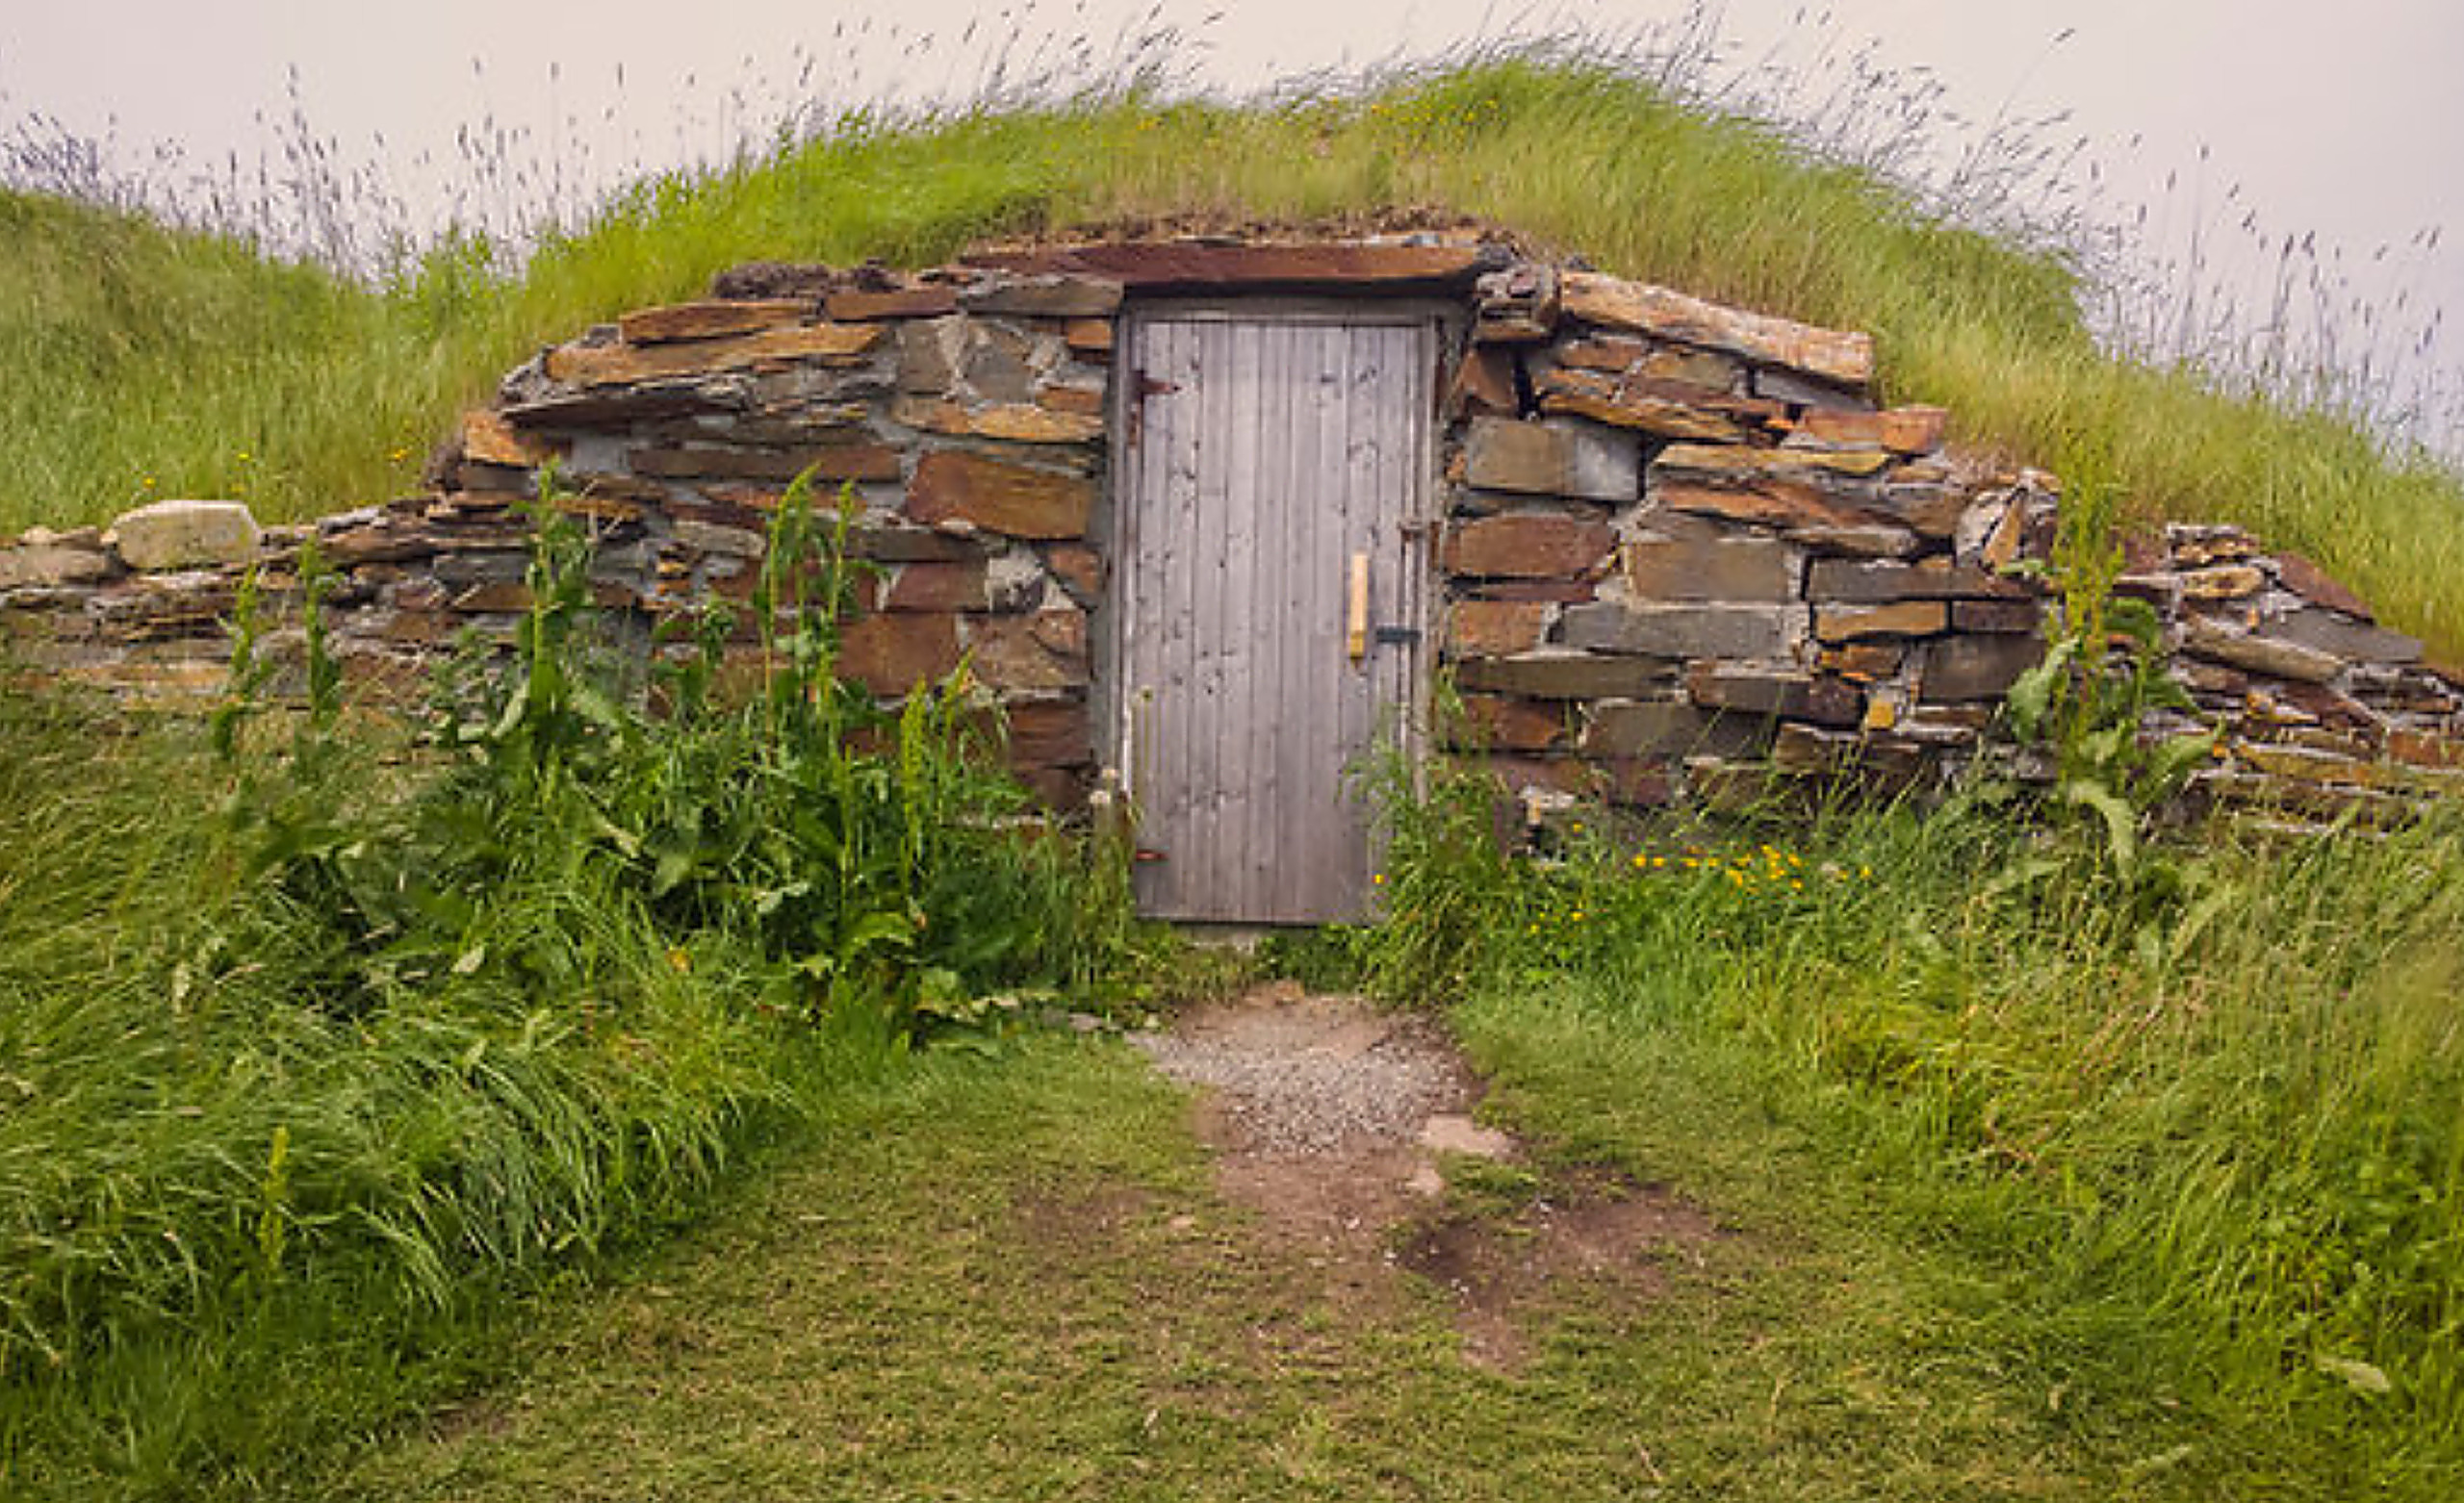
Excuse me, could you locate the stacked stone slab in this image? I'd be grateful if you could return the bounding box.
[4,231,2459,826]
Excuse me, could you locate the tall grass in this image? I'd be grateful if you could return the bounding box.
[0,480,1142,1497]
[1363,772,2464,1495]
[5,38,2461,652]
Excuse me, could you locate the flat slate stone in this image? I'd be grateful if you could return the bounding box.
[958,275,1125,318]
[1560,601,1799,659]
[617,299,812,344]
[890,396,1105,445]
[1454,651,1675,701]
[1684,663,1862,726]
[1808,557,2024,602]
[837,613,962,697]
[906,451,1094,541]
[2265,606,2422,666]
[2181,619,2344,684]
[545,323,883,386]
[1559,271,1875,386]
[1534,368,1750,443]
[1919,634,2043,702]
[1623,533,1798,602]
[1447,694,1570,752]
[1463,418,1640,502]
[1580,698,1771,758]
[1446,599,1553,657]
[1441,513,1617,579]
[1813,600,1947,641]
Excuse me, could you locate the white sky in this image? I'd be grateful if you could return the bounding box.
[4,0,2459,446]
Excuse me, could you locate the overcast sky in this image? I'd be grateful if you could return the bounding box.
[4,0,2458,446]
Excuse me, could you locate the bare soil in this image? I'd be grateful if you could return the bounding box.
[1130,981,1723,1369]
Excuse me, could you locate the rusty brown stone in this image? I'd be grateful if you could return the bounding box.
[1447,694,1568,752]
[885,561,988,612]
[2273,550,2374,620]
[1558,271,1875,386]
[1063,318,1116,354]
[1813,600,1947,641]
[1445,599,1552,656]
[1004,699,1091,768]
[545,322,883,386]
[906,451,1094,540]
[1554,336,1743,394]
[1684,663,1862,726]
[1030,606,1087,658]
[1043,544,1106,601]
[1447,346,1521,419]
[1820,642,1906,680]
[1441,514,1616,579]
[823,286,961,320]
[891,395,1105,444]
[1038,384,1107,418]
[1794,404,1946,454]
[1657,475,1859,532]
[461,410,563,468]
[1534,368,1749,442]
[1465,577,1601,603]
[617,299,813,344]
[968,616,1086,692]
[2180,564,2267,600]
[838,613,962,696]
[2389,729,2464,770]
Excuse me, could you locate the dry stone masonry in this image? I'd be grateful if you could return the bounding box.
[5,230,2459,828]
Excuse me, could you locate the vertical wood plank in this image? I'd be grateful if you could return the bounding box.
[1118,312,1432,923]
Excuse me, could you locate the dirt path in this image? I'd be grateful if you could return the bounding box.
[1130,981,1718,1369]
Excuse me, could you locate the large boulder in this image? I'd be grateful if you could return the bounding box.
[105,500,261,573]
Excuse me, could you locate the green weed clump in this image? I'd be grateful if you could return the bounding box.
[0,471,1139,1496]
[1360,767,2464,1494]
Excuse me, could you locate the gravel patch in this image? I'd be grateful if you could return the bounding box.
[1128,990,1469,1157]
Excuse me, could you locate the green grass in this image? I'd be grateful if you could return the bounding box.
[6,53,2462,654]
[0,491,1147,1496]
[307,1032,2251,1503]
[1353,770,2464,1497]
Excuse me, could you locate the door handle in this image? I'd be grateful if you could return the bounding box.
[1348,552,1369,664]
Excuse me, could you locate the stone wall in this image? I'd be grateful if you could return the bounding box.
[1424,261,2464,824]
[4,232,2458,826]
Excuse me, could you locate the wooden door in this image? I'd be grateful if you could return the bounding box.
[1112,309,1436,924]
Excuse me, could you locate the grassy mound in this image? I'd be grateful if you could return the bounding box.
[4,58,2460,654]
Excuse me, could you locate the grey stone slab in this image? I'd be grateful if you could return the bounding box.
[1463,417,1641,502]
[1561,601,1800,659]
